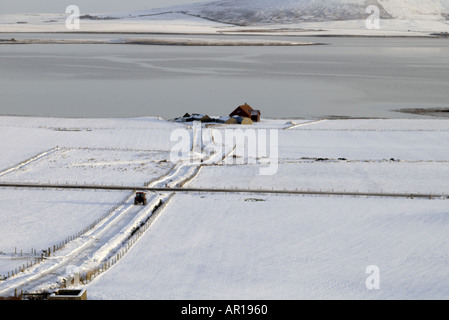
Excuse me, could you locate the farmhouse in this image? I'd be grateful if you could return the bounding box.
[230,103,261,122]
[174,103,261,125]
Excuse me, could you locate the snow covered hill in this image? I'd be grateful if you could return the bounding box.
[1,0,448,35]
[132,0,449,25]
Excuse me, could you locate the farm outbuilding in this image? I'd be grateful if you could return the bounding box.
[175,113,213,123]
[249,110,261,122]
[175,103,260,125]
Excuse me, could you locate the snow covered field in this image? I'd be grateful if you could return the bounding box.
[187,161,449,195]
[0,115,448,299]
[0,147,173,186]
[0,116,182,172]
[185,119,449,195]
[0,188,130,273]
[86,193,449,300]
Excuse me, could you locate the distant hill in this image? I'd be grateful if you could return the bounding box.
[132,0,449,26]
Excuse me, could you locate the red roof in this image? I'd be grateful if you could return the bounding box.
[230,103,254,118]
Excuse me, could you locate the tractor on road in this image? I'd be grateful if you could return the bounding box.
[134,191,147,205]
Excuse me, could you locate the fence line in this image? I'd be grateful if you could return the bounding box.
[1,182,447,200]
[0,192,133,282]
[0,147,60,178]
[73,194,173,287]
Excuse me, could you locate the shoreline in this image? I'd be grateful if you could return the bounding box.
[0,37,326,46]
[395,108,449,118]
[1,112,448,121]
[0,31,447,39]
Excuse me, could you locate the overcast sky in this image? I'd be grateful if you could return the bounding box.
[0,0,206,14]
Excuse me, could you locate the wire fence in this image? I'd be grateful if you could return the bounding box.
[65,194,172,288]
[0,147,60,178]
[0,192,133,282]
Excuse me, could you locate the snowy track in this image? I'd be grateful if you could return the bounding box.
[0,126,225,297]
[285,119,328,130]
[0,161,200,296]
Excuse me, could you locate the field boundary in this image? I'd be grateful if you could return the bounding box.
[0,182,447,200]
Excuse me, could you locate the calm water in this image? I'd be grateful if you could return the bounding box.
[1,33,449,119]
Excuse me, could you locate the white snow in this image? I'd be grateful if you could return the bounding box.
[379,0,449,18]
[0,147,173,187]
[0,188,130,273]
[1,0,448,36]
[0,12,228,34]
[2,1,449,299]
[276,130,449,161]
[1,115,449,299]
[186,161,449,195]
[132,0,449,23]
[85,193,449,300]
[0,116,182,172]
[288,118,449,131]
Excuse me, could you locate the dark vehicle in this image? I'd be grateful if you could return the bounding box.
[134,192,147,205]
